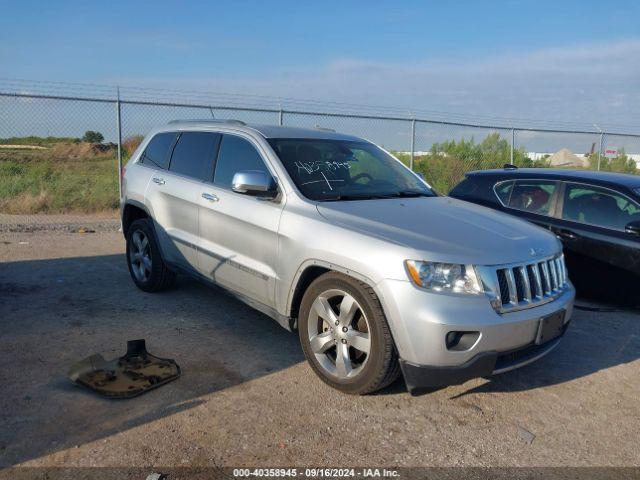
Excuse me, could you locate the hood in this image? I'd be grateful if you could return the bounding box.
[316,196,560,266]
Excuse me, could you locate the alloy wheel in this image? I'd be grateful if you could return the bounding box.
[306,289,371,379]
[129,229,152,283]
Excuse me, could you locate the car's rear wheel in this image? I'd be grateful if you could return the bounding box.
[126,218,176,292]
[298,272,400,394]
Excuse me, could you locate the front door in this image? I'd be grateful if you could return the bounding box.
[553,182,640,276]
[197,133,283,307]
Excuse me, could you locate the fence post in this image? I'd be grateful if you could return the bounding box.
[510,128,515,164]
[279,106,284,126]
[116,86,123,200]
[597,131,604,171]
[410,118,416,171]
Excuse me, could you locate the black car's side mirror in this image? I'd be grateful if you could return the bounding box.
[625,220,640,236]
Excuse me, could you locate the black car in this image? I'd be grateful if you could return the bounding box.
[450,167,640,302]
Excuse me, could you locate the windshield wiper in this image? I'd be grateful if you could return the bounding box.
[371,190,433,199]
[321,194,381,201]
[320,191,433,202]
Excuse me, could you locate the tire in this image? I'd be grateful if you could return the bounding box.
[126,218,176,292]
[298,272,400,394]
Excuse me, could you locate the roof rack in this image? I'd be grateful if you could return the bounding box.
[503,163,518,170]
[314,125,336,133]
[167,119,247,126]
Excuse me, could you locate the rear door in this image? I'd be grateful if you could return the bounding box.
[496,178,561,231]
[554,182,640,275]
[197,133,283,307]
[145,131,220,270]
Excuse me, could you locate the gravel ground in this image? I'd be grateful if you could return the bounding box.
[0,213,119,233]
[0,228,639,469]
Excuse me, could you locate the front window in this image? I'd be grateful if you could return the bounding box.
[268,139,435,201]
[214,135,270,188]
[562,183,640,230]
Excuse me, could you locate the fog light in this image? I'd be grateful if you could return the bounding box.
[445,331,480,351]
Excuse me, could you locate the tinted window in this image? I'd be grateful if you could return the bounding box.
[214,135,269,188]
[508,180,557,215]
[169,132,219,180]
[562,183,640,230]
[139,132,177,170]
[494,180,513,205]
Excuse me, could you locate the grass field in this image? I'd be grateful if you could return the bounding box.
[0,145,119,214]
[1,133,636,215]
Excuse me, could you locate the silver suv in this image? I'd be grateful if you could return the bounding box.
[121,120,575,394]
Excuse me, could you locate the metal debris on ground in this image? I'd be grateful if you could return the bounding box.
[68,339,180,399]
[517,425,536,445]
[145,473,167,480]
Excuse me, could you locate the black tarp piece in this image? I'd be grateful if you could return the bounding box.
[68,339,180,398]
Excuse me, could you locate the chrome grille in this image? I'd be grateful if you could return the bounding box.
[487,254,568,313]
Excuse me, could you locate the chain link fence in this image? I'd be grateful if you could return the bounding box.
[1,81,639,230]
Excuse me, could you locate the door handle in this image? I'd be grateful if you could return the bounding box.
[201,192,219,202]
[152,177,165,185]
[555,229,578,241]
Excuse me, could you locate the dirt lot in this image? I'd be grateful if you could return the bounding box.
[0,225,639,470]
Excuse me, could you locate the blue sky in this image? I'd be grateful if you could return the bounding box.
[1,0,639,127]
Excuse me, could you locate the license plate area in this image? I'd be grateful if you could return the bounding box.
[535,310,566,345]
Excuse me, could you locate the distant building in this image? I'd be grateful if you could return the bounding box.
[527,152,552,161]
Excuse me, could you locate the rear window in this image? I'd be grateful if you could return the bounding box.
[494,180,514,205]
[139,132,177,170]
[168,132,220,181]
[508,180,557,215]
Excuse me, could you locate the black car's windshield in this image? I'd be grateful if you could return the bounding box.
[268,138,435,201]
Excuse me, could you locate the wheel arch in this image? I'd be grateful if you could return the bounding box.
[122,201,151,236]
[287,259,385,328]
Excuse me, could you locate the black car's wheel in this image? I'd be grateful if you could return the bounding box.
[298,272,400,394]
[126,218,176,292]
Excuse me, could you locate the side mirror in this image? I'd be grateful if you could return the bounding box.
[625,220,640,236]
[232,170,277,198]
[415,172,425,181]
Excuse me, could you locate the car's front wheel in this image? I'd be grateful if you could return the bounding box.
[298,272,400,394]
[126,218,176,292]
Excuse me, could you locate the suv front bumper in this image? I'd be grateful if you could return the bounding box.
[400,327,569,393]
[376,278,575,392]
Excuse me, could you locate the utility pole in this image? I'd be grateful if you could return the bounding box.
[410,118,416,171]
[598,131,604,171]
[510,128,515,164]
[116,87,123,199]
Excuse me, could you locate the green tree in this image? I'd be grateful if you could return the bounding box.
[82,130,104,143]
[410,132,540,193]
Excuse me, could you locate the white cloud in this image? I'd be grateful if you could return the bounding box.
[109,39,640,130]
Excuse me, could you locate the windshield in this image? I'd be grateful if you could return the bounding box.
[268,138,435,201]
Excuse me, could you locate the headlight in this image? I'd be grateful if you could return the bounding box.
[405,260,482,295]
